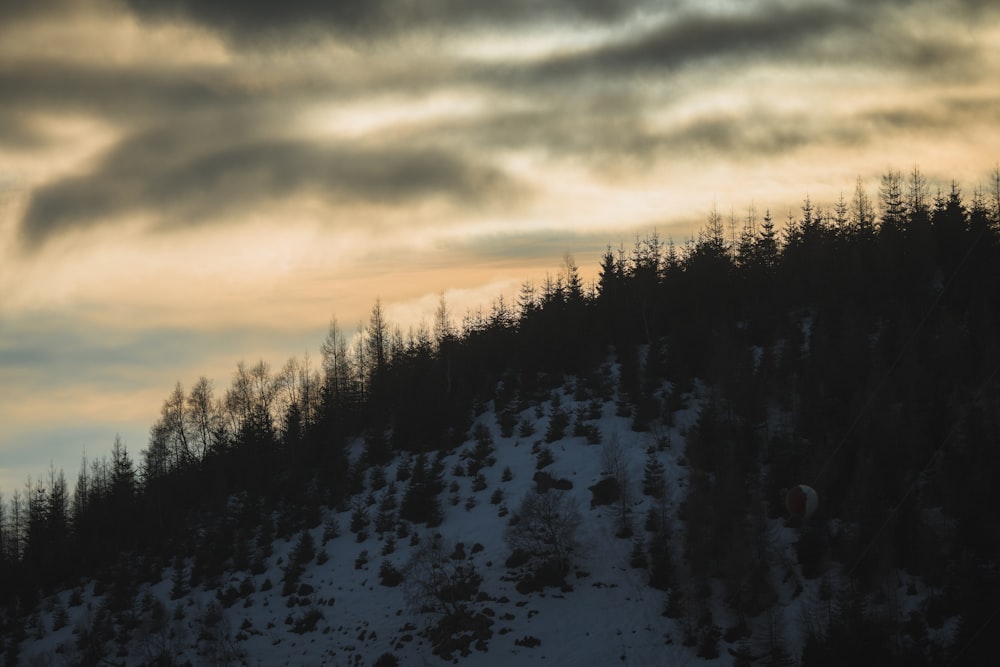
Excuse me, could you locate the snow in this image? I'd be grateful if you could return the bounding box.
[17,370,850,666]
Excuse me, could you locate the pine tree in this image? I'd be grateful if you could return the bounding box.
[170,557,188,600]
[642,447,665,499]
[350,500,370,540]
[879,169,907,237]
[400,454,443,526]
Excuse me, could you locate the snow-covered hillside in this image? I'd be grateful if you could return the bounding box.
[18,371,842,666]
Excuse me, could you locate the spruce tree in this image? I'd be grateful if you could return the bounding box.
[642,447,665,499]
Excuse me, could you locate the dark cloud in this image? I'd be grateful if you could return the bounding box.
[7,0,997,246]
[19,123,526,247]
[0,111,51,150]
[441,227,651,265]
[473,0,988,90]
[407,101,670,176]
[860,94,1000,135]
[411,87,1000,174]
[0,59,267,120]
[524,4,861,80]
[0,0,80,22]
[124,0,646,44]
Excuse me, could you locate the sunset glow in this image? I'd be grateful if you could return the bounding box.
[2,0,998,492]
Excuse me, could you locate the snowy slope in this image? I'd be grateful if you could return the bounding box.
[18,372,828,666]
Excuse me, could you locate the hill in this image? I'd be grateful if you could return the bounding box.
[3,167,1000,665]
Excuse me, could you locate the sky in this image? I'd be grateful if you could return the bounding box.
[2,0,999,495]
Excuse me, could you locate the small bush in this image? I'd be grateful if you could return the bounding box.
[545,408,569,443]
[472,473,488,492]
[588,477,620,508]
[217,585,241,608]
[322,517,340,543]
[292,530,316,565]
[497,409,517,438]
[379,561,404,587]
[290,608,324,634]
[533,471,572,492]
[373,653,400,667]
[51,604,69,631]
[535,447,555,470]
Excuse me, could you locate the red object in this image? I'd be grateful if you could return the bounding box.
[785,484,818,519]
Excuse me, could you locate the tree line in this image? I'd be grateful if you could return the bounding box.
[2,166,999,664]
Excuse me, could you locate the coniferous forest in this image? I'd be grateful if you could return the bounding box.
[2,167,1000,665]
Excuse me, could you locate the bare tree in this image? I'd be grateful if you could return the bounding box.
[7,490,22,562]
[991,164,1000,222]
[602,432,633,537]
[320,316,352,404]
[143,422,170,483]
[434,293,455,348]
[353,320,368,402]
[404,536,482,618]
[72,453,89,521]
[0,492,5,563]
[224,360,285,440]
[160,382,192,467]
[274,356,314,439]
[187,376,220,459]
[250,359,286,423]
[297,352,322,428]
[505,488,581,576]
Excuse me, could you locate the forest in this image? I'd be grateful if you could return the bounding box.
[1,167,999,665]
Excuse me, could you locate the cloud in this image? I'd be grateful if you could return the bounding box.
[0,0,83,23]
[0,313,313,389]
[457,0,991,99]
[135,0,996,50]
[5,0,1000,505]
[0,111,52,150]
[0,59,258,122]
[18,119,527,246]
[9,0,997,249]
[526,4,859,80]
[124,0,647,44]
